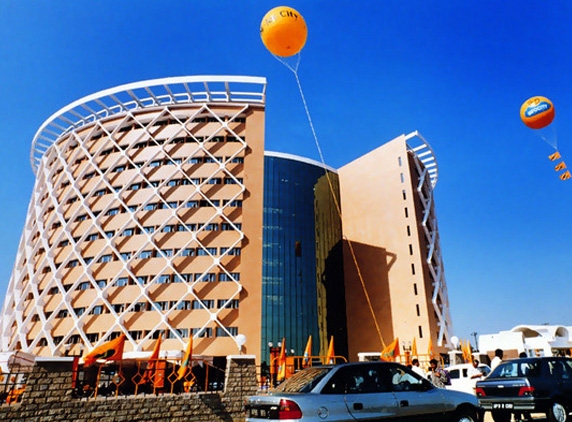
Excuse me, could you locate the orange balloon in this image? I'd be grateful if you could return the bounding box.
[520,96,555,130]
[260,6,307,57]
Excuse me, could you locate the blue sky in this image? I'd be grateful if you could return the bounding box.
[0,1,571,346]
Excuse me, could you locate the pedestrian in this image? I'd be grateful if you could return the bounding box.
[491,348,503,371]
[411,358,426,378]
[468,359,484,379]
[428,358,448,388]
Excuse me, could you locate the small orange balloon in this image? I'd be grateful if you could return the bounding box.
[260,6,307,57]
[520,96,555,130]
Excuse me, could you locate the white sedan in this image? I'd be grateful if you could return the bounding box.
[246,361,483,421]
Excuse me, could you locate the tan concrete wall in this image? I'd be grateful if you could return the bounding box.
[338,134,439,360]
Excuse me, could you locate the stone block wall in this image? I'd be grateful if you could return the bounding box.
[0,355,258,422]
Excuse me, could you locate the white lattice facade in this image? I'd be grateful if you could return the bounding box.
[0,76,267,358]
[405,131,453,348]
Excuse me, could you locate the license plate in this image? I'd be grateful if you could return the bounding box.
[249,408,267,418]
[493,403,514,409]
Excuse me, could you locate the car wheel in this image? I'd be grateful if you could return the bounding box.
[491,410,511,422]
[548,401,568,422]
[452,407,478,422]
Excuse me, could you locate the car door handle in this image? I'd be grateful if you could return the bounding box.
[353,403,364,410]
[400,400,409,407]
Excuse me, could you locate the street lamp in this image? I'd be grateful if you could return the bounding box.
[471,332,479,351]
[268,342,281,387]
[402,341,412,365]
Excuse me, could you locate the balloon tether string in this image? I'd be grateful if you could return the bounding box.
[274,53,387,350]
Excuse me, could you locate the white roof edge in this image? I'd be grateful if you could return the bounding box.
[404,130,439,188]
[265,151,337,173]
[31,75,267,174]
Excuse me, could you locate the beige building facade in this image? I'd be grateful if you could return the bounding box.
[0,76,266,360]
[338,132,453,360]
[0,76,453,364]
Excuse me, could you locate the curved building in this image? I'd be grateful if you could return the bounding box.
[1,76,267,359]
[0,75,453,365]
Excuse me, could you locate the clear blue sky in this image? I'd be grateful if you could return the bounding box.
[0,1,571,346]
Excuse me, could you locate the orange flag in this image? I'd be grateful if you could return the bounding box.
[177,336,193,380]
[277,338,287,381]
[302,335,312,368]
[462,340,472,363]
[381,337,400,361]
[412,338,418,357]
[325,336,335,364]
[427,337,435,359]
[83,334,125,367]
[144,333,162,384]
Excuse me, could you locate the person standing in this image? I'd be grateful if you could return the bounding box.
[491,349,503,371]
[428,359,448,388]
[411,358,426,378]
[468,359,485,379]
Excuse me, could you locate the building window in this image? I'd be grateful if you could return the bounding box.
[175,301,192,310]
[156,274,170,284]
[99,254,113,263]
[404,207,409,218]
[413,283,418,295]
[218,299,239,309]
[219,272,240,282]
[78,281,90,291]
[216,327,239,337]
[138,250,153,259]
[132,302,148,312]
[128,330,143,340]
[86,333,99,342]
[115,277,129,287]
[416,304,420,316]
[411,263,415,275]
[192,327,213,338]
[90,305,104,315]
[418,326,423,338]
[407,225,411,236]
[409,244,413,255]
[159,249,173,257]
[196,273,216,282]
[181,248,195,257]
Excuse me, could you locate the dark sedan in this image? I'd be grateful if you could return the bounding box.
[475,356,572,422]
[245,361,483,421]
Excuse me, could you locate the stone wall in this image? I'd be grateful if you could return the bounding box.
[0,355,258,422]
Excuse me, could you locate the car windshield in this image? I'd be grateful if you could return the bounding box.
[490,360,541,378]
[273,367,332,393]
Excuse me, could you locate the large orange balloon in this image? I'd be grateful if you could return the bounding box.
[520,96,555,130]
[260,6,307,57]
